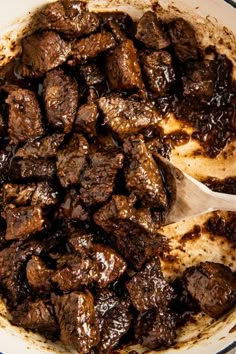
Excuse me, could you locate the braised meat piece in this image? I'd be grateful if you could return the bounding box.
[58,189,89,221]
[136,11,170,50]
[0,149,11,185]
[98,11,134,37]
[80,63,104,86]
[141,50,176,96]
[98,96,162,138]
[36,0,99,37]
[75,103,99,137]
[52,291,100,353]
[168,18,198,62]
[10,158,56,180]
[68,231,93,254]
[97,299,131,352]
[11,300,59,338]
[182,60,217,101]
[56,134,89,187]
[69,31,116,64]
[5,206,44,240]
[3,182,58,207]
[20,31,71,77]
[106,39,144,91]
[124,135,167,208]
[80,151,124,206]
[183,262,236,318]
[26,256,54,293]
[135,309,176,349]
[6,88,44,144]
[43,68,79,133]
[126,257,174,311]
[92,244,127,288]
[94,195,164,269]
[16,134,64,159]
[106,19,127,43]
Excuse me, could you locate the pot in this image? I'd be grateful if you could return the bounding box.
[0,1,235,353]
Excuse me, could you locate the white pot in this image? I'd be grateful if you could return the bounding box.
[0,1,236,353]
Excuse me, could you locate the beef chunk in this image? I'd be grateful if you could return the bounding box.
[16,134,64,159]
[182,60,217,101]
[43,68,79,133]
[75,103,98,137]
[124,135,167,208]
[6,88,44,144]
[58,189,89,221]
[183,262,236,318]
[5,206,44,240]
[10,158,56,180]
[106,39,144,91]
[97,299,131,352]
[69,31,116,64]
[94,195,165,269]
[106,19,127,43]
[11,300,58,337]
[98,96,161,139]
[68,231,93,254]
[0,240,44,305]
[56,134,89,187]
[26,256,54,293]
[3,182,58,207]
[136,11,170,50]
[95,290,119,331]
[98,11,134,37]
[52,291,99,353]
[80,63,104,86]
[20,31,71,77]
[168,18,198,62]
[126,257,174,311]
[80,151,124,206]
[36,0,99,37]
[92,244,127,288]
[0,149,11,185]
[141,50,176,96]
[135,309,176,349]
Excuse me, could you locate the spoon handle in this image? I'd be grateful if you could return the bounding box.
[209,190,236,212]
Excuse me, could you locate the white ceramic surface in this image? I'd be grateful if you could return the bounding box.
[0,1,235,353]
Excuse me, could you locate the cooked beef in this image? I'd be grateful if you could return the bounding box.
[126,257,174,311]
[68,231,93,254]
[5,206,44,240]
[86,87,100,103]
[3,182,58,207]
[36,0,99,37]
[124,135,167,208]
[80,63,104,86]
[6,88,44,144]
[95,289,119,329]
[75,103,99,137]
[26,256,54,293]
[106,19,127,43]
[58,189,89,221]
[98,96,161,138]
[0,240,44,306]
[69,31,116,64]
[11,300,58,338]
[56,134,89,187]
[182,60,217,101]
[16,134,64,159]
[80,151,124,206]
[43,68,79,133]
[92,244,127,288]
[136,11,170,50]
[168,18,198,62]
[141,50,176,96]
[97,299,131,352]
[98,11,134,37]
[0,113,5,135]
[10,158,56,180]
[94,195,164,269]
[105,39,144,91]
[0,149,11,185]
[135,309,176,349]
[183,262,236,318]
[19,31,71,77]
[52,291,100,353]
